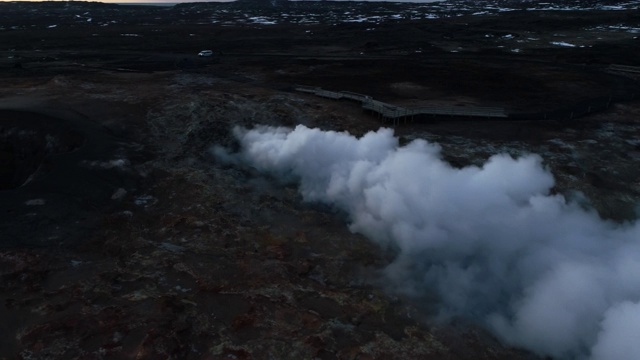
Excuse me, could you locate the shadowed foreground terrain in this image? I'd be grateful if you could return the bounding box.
[1,1,639,359]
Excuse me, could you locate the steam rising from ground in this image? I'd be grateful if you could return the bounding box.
[215,125,640,360]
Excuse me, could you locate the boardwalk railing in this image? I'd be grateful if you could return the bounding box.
[362,99,507,119]
[295,86,508,122]
[608,64,640,74]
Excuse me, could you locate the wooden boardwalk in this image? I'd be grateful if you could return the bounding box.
[295,86,508,122]
[608,64,640,74]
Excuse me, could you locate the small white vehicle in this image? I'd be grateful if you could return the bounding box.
[198,50,213,57]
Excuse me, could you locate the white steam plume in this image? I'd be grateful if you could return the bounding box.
[215,125,640,360]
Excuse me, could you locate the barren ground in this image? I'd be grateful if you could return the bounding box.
[1,1,639,359]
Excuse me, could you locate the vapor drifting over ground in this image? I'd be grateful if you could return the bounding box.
[214,125,640,360]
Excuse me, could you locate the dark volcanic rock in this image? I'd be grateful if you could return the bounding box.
[0,109,141,248]
[0,1,639,359]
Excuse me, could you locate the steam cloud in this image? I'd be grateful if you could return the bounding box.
[215,125,640,360]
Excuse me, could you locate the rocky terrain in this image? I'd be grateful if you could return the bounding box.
[1,1,639,359]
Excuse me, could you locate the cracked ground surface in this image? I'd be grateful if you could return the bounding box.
[0,71,539,360]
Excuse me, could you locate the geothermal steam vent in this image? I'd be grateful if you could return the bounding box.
[216,125,640,360]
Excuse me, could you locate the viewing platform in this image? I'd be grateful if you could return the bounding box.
[295,86,508,123]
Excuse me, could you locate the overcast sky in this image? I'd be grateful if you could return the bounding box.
[0,0,441,3]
